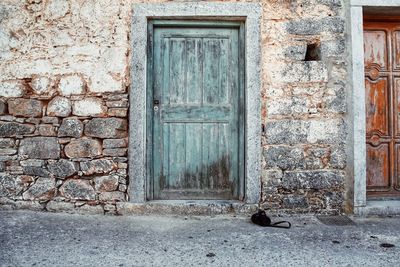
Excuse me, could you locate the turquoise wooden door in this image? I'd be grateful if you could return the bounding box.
[149,21,244,200]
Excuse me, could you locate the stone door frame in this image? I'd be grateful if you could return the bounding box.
[129,3,262,204]
[350,0,400,215]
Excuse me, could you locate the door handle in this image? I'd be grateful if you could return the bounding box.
[153,99,160,111]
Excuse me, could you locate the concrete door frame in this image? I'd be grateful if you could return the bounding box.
[349,0,400,215]
[129,3,262,204]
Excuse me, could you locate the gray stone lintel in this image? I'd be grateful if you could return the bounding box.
[129,3,262,203]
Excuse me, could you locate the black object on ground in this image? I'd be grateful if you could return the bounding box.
[251,209,291,229]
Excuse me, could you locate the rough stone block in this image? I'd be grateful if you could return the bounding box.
[321,38,345,58]
[108,108,127,117]
[0,138,14,148]
[19,137,60,159]
[286,17,344,35]
[306,118,346,144]
[282,195,308,209]
[283,44,307,61]
[329,146,346,169]
[20,159,44,167]
[47,96,72,117]
[64,138,102,158]
[0,174,15,197]
[103,139,127,149]
[0,148,17,155]
[278,62,328,83]
[266,97,309,116]
[94,175,119,192]
[8,98,43,117]
[72,98,107,117]
[48,159,78,179]
[22,178,56,200]
[84,118,127,138]
[80,159,116,175]
[41,116,59,125]
[264,146,304,170]
[38,124,57,136]
[265,120,308,145]
[22,166,51,177]
[106,100,129,108]
[325,85,346,114]
[0,122,35,137]
[59,179,95,200]
[30,77,53,96]
[58,118,83,138]
[103,148,127,157]
[58,75,85,96]
[99,191,125,202]
[46,201,75,212]
[0,81,25,97]
[0,100,6,115]
[282,170,344,190]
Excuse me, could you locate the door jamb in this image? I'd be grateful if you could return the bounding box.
[129,3,262,204]
[349,0,400,215]
[146,20,246,201]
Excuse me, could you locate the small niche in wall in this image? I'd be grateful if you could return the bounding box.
[304,42,321,61]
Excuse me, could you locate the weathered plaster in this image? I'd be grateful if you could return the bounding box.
[129,2,262,204]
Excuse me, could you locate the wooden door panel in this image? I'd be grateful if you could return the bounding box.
[364,30,388,70]
[367,143,390,190]
[364,20,400,198]
[395,77,400,136]
[393,31,400,70]
[151,23,242,200]
[396,145,400,191]
[365,77,390,137]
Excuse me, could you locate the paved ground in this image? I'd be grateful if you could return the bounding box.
[0,211,399,267]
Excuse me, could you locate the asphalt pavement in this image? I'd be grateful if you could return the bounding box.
[1,210,399,267]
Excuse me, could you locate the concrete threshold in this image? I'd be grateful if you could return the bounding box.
[116,200,259,216]
[354,200,400,216]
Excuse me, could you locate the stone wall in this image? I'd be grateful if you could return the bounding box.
[0,0,349,214]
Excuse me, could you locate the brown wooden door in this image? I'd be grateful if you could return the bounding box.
[364,19,400,198]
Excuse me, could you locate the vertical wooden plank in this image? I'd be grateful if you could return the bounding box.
[161,38,170,106]
[162,123,170,190]
[218,123,230,189]
[230,28,240,197]
[203,39,221,105]
[169,38,186,105]
[186,38,202,105]
[168,123,186,189]
[219,39,229,105]
[202,123,219,190]
[185,123,202,189]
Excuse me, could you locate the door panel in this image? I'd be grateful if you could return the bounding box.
[393,31,400,70]
[364,30,388,70]
[364,20,400,198]
[366,143,390,190]
[151,22,243,200]
[365,77,390,136]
